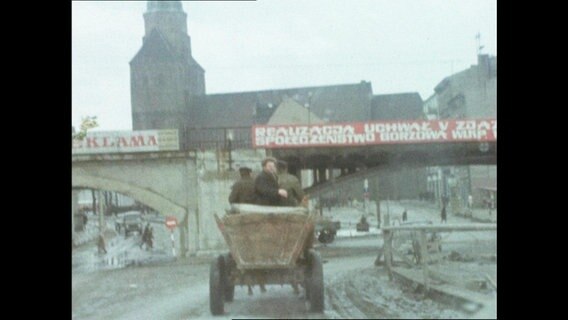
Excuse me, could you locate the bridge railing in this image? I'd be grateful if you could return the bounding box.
[181,127,252,150]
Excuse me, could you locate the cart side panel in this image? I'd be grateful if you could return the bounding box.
[222,213,314,269]
[214,213,234,252]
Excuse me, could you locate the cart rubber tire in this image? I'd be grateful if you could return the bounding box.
[307,250,324,312]
[304,277,311,300]
[209,256,225,315]
[223,254,235,302]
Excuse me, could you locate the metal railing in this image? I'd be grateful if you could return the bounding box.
[381,223,497,291]
[181,127,253,150]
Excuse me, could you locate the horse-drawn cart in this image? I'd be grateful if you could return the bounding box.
[210,204,324,315]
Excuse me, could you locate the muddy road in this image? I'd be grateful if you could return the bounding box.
[72,235,468,319]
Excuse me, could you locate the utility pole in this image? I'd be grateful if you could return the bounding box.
[98,190,105,235]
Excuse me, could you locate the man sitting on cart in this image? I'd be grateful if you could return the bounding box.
[254,157,288,205]
[229,166,256,206]
[276,160,305,207]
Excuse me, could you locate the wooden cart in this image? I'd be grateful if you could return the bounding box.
[209,204,324,315]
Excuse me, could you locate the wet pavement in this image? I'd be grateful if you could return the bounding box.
[72,201,496,319]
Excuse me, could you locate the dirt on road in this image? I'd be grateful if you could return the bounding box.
[73,238,471,319]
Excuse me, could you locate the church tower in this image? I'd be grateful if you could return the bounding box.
[130,1,205,131]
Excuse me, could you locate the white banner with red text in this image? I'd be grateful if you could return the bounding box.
[72,129,179,154]
[252,119,496,148]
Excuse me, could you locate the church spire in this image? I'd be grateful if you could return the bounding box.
[146,1,183,13]
[143,1,189,58]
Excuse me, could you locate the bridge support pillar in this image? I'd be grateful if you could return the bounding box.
[369,175,381,228]
[188,207,200,255]
[318,167,327,183]
[328,164,335,182]
[72,190,78,238]
[179,211,189,257]
[98,190,105,234]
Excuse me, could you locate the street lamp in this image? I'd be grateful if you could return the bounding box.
[305,91,313,126]
[226,129,234,171]
[433,175,441,207]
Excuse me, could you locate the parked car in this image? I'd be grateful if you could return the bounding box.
[115,211,143,237]
[356,216,370,232]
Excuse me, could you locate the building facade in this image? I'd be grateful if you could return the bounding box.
[425,54,497,211]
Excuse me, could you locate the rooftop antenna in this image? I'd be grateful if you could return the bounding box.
[476,32,484,55]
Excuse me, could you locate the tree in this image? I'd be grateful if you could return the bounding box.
[72,116,100,216]
[72,116,99,141]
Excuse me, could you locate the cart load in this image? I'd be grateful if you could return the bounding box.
[210,204,324,315]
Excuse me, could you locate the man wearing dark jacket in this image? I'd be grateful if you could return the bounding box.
[229,167,256,204]
[276,160,304,207]
[254,157,288,205]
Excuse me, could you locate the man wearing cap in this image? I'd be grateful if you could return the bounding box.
[254,157,288,206]
[276,160,304,207]
[229,167,257,205]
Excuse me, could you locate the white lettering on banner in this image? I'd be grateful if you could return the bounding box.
[258,125,355,138]
[365,122,432,133]
[478,121,491,130]
[451,130,488,140]
[256,133,375,146]
[253,119,496,148]
[379,130,447,142]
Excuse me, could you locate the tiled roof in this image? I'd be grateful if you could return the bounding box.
[371,92,423,120]
[190,82,373,128]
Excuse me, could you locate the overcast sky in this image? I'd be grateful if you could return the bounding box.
[72,0,496,131]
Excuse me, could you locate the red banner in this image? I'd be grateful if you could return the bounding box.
[252,119,496,148]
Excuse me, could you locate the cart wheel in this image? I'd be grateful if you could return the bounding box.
[307,250,324,312]
[223,254,235,302]
[304,277,311,300]
[209,256,225,315]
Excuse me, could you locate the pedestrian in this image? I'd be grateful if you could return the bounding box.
[276,160,304,207]
[146,226,154,250]
[489,193,495,216]
[229,167,256,205]
[468,194,473,209]
[442,195,449,207]
[97,233,107,254]
[402,209,407,222]
[254,157,288,206]
[140,223,150,249]
[441,205,447,224]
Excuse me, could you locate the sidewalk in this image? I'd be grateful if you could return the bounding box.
[394,200,497,224]
[73,217,118,247]
[466,207,497,223]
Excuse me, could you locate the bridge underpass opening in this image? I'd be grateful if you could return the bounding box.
[273,140,495,200]
[299,161,495,228]
[72,175,191,258]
